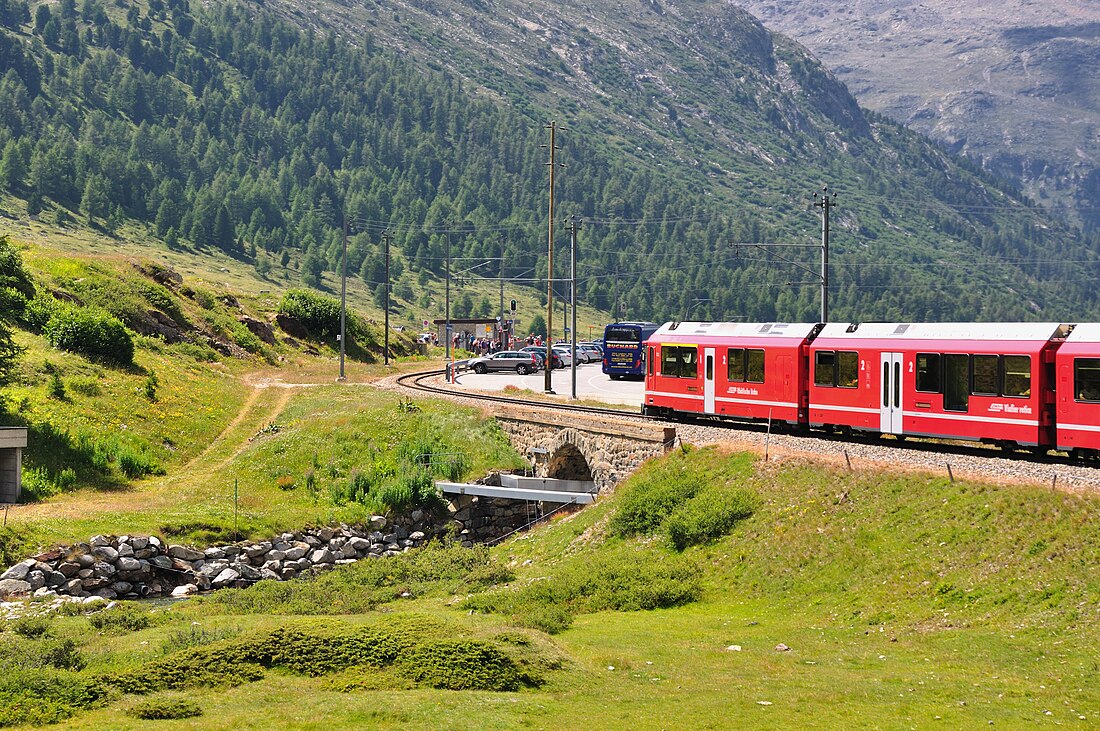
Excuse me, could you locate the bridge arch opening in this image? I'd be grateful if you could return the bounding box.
[545,443,593,482]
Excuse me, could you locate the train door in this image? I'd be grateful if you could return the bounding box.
[704,347,715,413]
[880,352,903,434]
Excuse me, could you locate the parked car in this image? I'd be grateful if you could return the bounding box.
[520,346,563,369]
[467,351,540,375]
[550,346,573,367]
[578,343,603,362]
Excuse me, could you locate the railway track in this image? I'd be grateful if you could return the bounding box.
[393,368,1100,491]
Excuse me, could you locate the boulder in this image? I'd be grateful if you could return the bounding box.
[170,584,198,597]
[0,579,31,599]
[211,568,241,588]
[309,548,335,565]
[168,545,204,562]
[1,559,35,581]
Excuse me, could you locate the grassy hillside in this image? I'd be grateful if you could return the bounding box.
[5,429,1100,727]
[0,0,1097,325]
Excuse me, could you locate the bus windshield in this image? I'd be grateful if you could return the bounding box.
[605,327,641,343]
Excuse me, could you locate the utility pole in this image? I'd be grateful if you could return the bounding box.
[445,220,452,363]
[338,212,348,382]
[729,185,837,324]
[498,240,505,348]
[543,121,564,394]
[570,216,580,400]
[813,185,836,323]
[382,230,392,366]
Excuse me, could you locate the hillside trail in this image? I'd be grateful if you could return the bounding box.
[7,375,316,523]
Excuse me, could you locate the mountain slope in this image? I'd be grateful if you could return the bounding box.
[733,0,1100,228]
[0,0,1097,325]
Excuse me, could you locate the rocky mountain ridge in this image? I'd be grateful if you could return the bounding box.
[733,0,1100,225]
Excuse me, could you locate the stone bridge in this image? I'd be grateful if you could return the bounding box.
[492,405,676,493]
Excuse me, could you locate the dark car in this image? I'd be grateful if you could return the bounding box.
[520,346,563,369]
[468,351,541,375]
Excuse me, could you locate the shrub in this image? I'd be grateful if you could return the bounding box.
[0,634,85,672]
[463,549,702,633]
[11,616,52,639]
[610,468,702,538]
[275,475,296,491]
[21,292,61,331]
[130,696,203,720]
[0,670,107,727]
[47,371,66,400]
[664,486,755,551]
[88,604,151,634]
[43,305,134,365]
[397,640,523,691]
[279,288,341,338]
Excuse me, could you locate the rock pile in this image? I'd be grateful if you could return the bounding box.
[0,514,437,602]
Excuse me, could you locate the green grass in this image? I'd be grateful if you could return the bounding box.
[25,446,1099,728]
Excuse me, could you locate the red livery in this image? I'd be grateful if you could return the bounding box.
[643,320,1100,459]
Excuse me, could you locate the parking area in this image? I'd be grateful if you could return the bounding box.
[446,362,645,406]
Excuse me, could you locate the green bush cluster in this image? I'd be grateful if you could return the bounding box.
[611,448,756,550]
[87,605,152,634]
[463,547,702,633]
[398,640,525,691]
[0,670,107,727]
[110,618,536,695]
[279,289,342,338]
[41,304,134,366]
[0,634,85,672]
[129,696,203,720]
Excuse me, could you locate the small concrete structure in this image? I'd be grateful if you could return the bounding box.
[0,427,27,503]
[437,476,597,505]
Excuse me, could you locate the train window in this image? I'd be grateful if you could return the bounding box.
[916,353,941,393]
[944,354,969,412]
[647,347,654,377]
[661,346,697,379]
[1075,358,1100,402]
[837,351,859,388]
[1002,355,1031,398]
[814,351,836,387]
[662,346,679,377]
[972,354,999,396]
[727,348,745,382]
[746,349,765,383]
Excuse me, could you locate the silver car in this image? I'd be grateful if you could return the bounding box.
[468,351,541,375]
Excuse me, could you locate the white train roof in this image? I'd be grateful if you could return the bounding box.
[815,322,1069,342]
[1066,323,1100,343]
[651,322,821,339]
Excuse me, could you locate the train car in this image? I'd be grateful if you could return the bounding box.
[602,322,660,380]
[642,322,822,426]
[1055,323,1100,458]
[807,322,1068,447]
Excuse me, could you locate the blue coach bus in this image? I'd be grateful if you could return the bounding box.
[601,321,660,380]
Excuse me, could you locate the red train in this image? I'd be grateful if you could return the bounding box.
[641,321,1100,459]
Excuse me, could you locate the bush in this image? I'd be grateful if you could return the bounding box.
[11,616,52,639]
[88,604,151,634]
[279,288,341,338]
[463,548,702,633]
[43,305,134,365]
[397,640,523,691]
[130,696,203,720]
[664,486,755,551]
[0,670,106,727]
